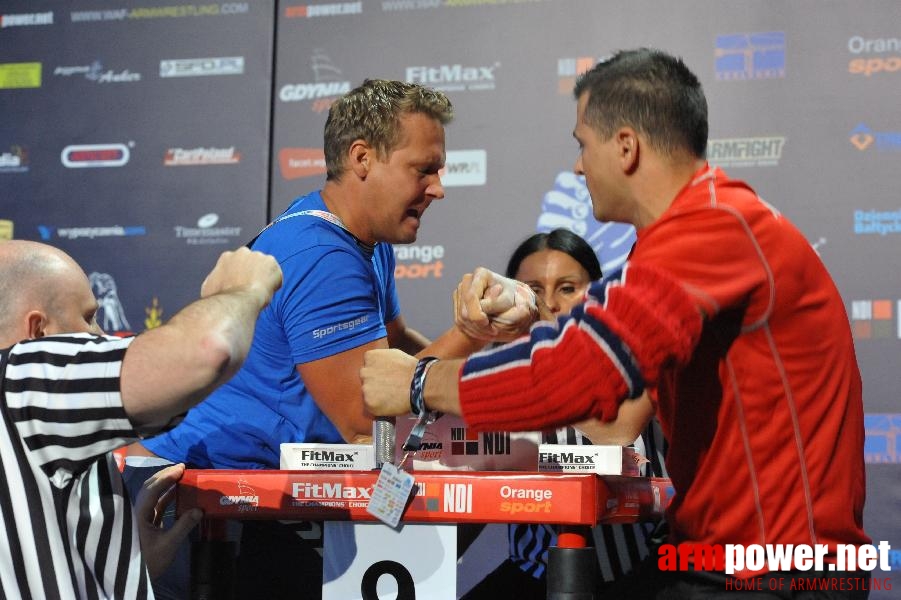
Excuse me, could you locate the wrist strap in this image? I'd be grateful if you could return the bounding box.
[403,357,441,452]
[409,356,438,416]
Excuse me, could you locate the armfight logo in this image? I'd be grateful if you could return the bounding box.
[707,136,785,168]
[537,171,636,274]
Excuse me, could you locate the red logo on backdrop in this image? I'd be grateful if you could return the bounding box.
[61,143,130,168]
[279,147,326,179]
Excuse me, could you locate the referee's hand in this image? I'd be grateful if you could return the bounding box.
[135,463,203,579]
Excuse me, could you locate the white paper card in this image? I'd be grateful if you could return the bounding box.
[323,522,457,600]
[366,463,414,528]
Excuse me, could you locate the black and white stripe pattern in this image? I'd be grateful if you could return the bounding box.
[1,334,150,599]
[509,420,668,582]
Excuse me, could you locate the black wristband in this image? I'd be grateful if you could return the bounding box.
[409,356,439,416]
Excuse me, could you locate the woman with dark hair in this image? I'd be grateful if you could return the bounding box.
[504,228,602,310]
[462,228,667,599]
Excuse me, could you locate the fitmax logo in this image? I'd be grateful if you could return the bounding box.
[291,482,372,499]
[299,450,359,462]
[538,452,596,464]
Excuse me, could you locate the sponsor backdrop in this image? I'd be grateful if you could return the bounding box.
[1,0,899,595]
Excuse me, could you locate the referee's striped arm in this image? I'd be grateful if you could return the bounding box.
[1,334,151,599]
[509,422,670,582]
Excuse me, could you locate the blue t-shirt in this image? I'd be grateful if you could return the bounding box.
[144,191,401,468]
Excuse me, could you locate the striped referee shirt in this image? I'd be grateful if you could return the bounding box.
[509,420,668,582]
[0,334,151,600]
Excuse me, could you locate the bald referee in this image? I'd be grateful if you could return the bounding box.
[0,240,281,599]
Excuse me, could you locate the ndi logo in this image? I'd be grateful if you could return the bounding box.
[537,171,636,274]
[849,299,895,340]
[556,56,602,94]
[715,32,786,80]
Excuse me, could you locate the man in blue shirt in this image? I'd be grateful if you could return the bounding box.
[125,79,486,599]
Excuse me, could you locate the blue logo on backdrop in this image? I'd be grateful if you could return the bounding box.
[850,123,901,152]
[864,413,901,463]
[37,225,147,241]
[715,32,786,80]
[890,550,901,569]
[536,171,636,274]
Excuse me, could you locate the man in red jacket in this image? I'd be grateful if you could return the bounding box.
[360,48,870,598]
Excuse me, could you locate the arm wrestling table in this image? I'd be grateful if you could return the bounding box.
[176,470,673,599]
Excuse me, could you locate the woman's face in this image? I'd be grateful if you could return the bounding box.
[514,248,593,316]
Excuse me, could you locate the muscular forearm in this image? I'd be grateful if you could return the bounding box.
[422,358,466,415]
[122,288,270,430]
[421,326,487,359]
[573,392,655,446]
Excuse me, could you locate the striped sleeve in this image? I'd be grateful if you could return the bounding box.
[4,335,137,485]
[1,334,149,599]
[458,262,702,433]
